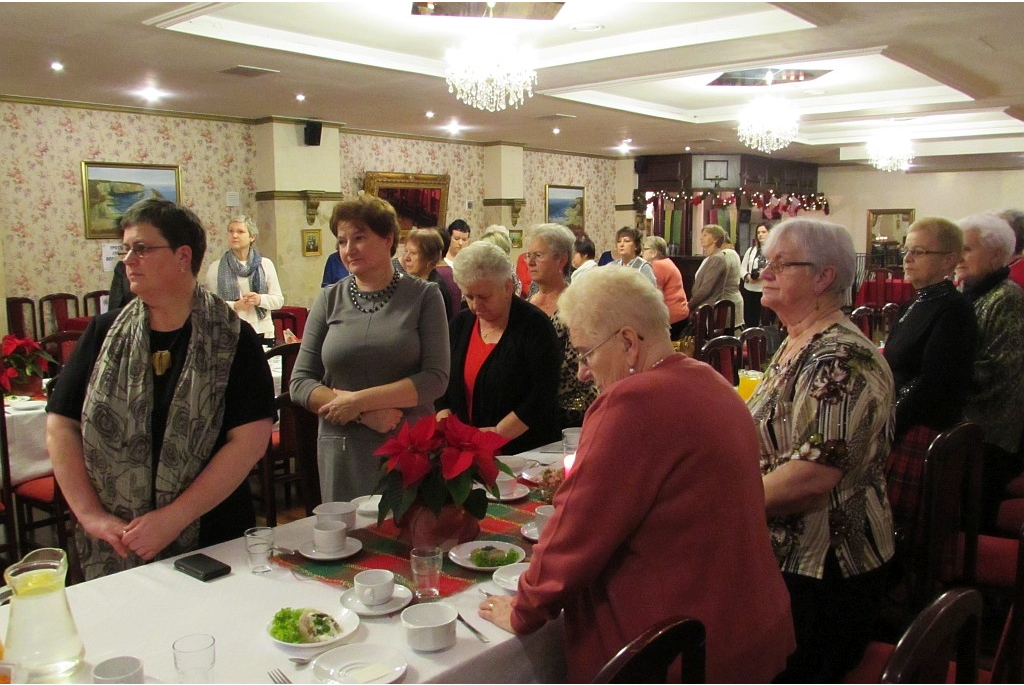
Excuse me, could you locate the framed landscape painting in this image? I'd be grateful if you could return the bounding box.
[82,162,181,239]
[545,185,584,235]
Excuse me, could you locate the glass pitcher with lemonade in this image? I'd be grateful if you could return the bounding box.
[2,548,84,679]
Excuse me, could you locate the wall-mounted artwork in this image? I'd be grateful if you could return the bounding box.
[82,162,180,239]
[545,185,584,235]
[302,228,322,257]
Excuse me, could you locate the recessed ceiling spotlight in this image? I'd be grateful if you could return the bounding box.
[571,23,604,32]
[552,127,560,135]
[617,139,633,155]
[684,146,692,152]
[425,111,435,119]
[134,86,168,103]
[295,93,306,102]
[444,119,464,136]
[50,61,64,72]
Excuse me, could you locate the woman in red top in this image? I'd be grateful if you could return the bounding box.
[642,235,690,339]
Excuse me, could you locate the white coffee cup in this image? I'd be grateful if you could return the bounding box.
[496,473,517,497]
[92,656,144,684]
[312,521,348,554]
[401,602,457,651]
[314,501,357,530]
[355,569,395,606]
[498,455,527,476]
[535,504,556,535]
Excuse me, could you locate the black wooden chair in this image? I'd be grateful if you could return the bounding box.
[710,299,735,337]
[39,330,82,378]
[851,305,876,341]
[82,289,109,317]
[739,327,768,371]
[7,297,38,341]
[271,309,298,345]
[593,616,706,683]
[698,335,742,386]
[38,292,80,337]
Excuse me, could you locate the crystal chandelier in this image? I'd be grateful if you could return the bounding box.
[866,131,915,172]
[737,96,800,153]
[445,42,537,112]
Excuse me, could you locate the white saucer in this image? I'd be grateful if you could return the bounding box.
[312,643,407,684]
[485,483,530,502]
[520,521,540,542]
[298,538,363,561]
[340,584,413,616]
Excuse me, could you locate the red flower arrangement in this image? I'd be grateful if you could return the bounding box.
[1,334,55,393]
[373,415,511,525]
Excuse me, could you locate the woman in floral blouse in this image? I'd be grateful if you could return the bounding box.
[746,218,895,682]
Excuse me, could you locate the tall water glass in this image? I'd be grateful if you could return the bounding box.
[410,546,442,599]
[173,633,215,683]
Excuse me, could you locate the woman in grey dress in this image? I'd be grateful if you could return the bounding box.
[290,195,450,501]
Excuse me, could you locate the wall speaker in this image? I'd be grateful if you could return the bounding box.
[634,156,648,174]
[304,121,322,146]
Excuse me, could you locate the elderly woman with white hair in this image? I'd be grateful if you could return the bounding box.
[956,213,1024,530]
[436,241,561,454]
[204,214,283,343]
[525,223,598,428]
[477,266,795,683]
[746,218,895,682]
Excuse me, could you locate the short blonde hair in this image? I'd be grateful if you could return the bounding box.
[908,217,963,256]
[642,235,667,258]
[452,241,512,288]
[558,265,668,342]
[479,226,512,255]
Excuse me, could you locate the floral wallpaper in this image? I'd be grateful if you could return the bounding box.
[0,101,257,301]
[523,150,616,252]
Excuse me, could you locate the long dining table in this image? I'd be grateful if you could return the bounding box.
[0,449,568,684]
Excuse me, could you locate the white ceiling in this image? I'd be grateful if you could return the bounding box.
[3,2,1024,172]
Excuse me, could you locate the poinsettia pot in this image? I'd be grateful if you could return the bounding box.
[397,501,480,551]
[7,374,43,396]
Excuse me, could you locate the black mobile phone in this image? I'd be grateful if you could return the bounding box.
[174,553,231,582]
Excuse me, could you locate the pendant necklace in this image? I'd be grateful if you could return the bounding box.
[349,271,401,314]
[152,327,186,377]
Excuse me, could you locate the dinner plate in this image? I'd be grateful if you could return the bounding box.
[520,521,539,542]
[484,483,530,502]
[267,606,359,649]
[340,584,413,617]
[298,538,363,561]
[4,395,30,403]
[6,399,46,411]
[448,541,526,571]
[312,643,407,684]
[491,562,530,593]
[351,494,383,516]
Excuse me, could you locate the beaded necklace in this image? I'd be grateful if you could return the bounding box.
[349,270,401,314]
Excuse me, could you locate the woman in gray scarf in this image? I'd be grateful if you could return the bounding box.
[204,215,284,343]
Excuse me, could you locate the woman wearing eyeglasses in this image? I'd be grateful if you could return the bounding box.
[525,223,598,428]
[436,241,561,455]
[478,266,795,683]
[47,199,276,580]
[745,218,895,682]
[203,215,283,344]
[883,218,976,554]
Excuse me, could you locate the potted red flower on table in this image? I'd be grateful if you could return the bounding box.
[1,334,56,396]
[374,414,511,549]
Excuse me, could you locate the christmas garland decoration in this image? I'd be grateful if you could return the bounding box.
[638,189,830,216]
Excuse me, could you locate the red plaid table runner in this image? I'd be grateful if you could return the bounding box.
[274,491,544,597]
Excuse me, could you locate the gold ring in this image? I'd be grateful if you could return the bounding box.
[487,601,495,609]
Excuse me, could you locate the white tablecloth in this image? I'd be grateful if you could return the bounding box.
[4,405,51,486]
[0,513,566,684]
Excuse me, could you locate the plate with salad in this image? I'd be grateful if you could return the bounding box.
[448,541,525,571]
[267,606,359,649]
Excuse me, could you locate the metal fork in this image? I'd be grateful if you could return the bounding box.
[268,668,292,684]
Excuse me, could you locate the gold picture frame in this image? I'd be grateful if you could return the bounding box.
[302,228,322,257]
[545,184,584,234]
[363,171,450,232]
[82,162,181,239]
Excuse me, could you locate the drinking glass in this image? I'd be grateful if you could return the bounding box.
[562,427,581,472]
[410,546,443,599]
[244,526,274,574]
[737,369,764,401]
[172,633,214,684]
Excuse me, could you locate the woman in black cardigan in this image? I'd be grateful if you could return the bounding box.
[436,241,561,455]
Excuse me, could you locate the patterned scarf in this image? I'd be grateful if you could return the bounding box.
[216,248,268,320]
[76,287,239,580]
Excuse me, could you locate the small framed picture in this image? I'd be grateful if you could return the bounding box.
[509,229,523,249]
[302,228,321,257]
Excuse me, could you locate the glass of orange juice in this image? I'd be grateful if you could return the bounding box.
[737,370,764,401]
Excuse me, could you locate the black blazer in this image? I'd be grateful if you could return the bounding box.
[438,296,561,455]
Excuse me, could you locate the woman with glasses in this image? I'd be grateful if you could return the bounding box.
[203,215,283,344]
[525,223,598,428]
[478,266,795,683]
[883,218,976,553]
[641,235,690,340]
[436,241,561,455]
[47,199,276,580]
[607,226,656,284]
[745,218,895,682]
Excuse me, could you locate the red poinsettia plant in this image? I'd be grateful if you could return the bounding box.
[373,414,511,525]
[1,334,56,393]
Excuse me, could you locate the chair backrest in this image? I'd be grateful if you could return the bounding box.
[693,304,714,356]
[276,393,321,516]
[867,268,895,307]
[850,305,876,341]
[82,289,109,317]
[38,293,81,337]
[592,615,706,684]
[0,395,22,565]
[271,310,298,345]
[698,335,742,386]
[906,422,983,613]
[880,302,901,341]
[6,297,38,341]
[983,522,1024,683]
[880,588,981,684]
[40,330,83,374]
[266,342,300,392]
[710,299,735,337]
[739,327,768,371]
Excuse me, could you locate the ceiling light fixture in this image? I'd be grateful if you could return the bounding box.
[617,138,633,155]
[737,96,799,154]
[295,93,305,102]
[443,119,464,136]
[866,130,915,172]
[445,41,537,112]
[425,110,435,119]
[50,61,64,72]
[134,86,168,103]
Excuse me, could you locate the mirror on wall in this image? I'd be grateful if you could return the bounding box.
[867,208,915,248]
[363,172,450,237]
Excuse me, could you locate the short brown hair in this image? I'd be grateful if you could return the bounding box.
[406,228,444,266]
[330,194,400,256]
